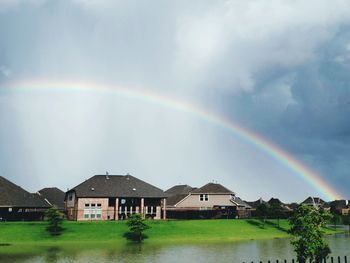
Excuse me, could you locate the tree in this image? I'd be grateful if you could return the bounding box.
[125,214,150,243]
[331,213,341,231]
[269,202,284,227]
[256,203,269,228]
[342,212,350,233]
[289,205,331,263]
[45,207,63,236]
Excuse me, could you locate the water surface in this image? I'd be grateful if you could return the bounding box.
[1,234,349,263]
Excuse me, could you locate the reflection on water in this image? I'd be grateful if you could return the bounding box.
[0,234,349,263]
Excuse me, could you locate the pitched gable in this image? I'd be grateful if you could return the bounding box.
[191,183,234,194]
[0,176,50,208]
[69,174,166,198]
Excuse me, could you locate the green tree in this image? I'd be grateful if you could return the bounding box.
[331,213,341,231]
[256,203,269,228]
[126,214,150,243]
[45,207,63,236]
[342,212,350,233]
[269,202,283,227]
[289,205,331,263]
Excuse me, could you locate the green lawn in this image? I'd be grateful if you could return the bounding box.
[0,219,341,246]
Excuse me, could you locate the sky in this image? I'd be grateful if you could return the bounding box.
[0,0,350,202]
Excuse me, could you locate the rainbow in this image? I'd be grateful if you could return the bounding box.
[2,79,344,200]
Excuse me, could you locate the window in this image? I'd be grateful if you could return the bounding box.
[68,194,73,201]
[199,194,209,202]
[84,204,90,219]
[96,204,102,219]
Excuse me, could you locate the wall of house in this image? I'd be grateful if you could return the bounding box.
[76,198,109,221]
[176,194,235,208]
[66,192,75,208]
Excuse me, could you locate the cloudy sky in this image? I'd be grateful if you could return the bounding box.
[1,0,350,202]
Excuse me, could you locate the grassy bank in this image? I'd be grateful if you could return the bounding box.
[0,219,340,246]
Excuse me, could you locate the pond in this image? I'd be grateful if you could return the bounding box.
[0,234,349,263]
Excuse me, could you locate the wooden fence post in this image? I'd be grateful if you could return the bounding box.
[345,256,347,263]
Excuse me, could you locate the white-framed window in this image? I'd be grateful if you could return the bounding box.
[96,204,102,218]
[199,194,209,201]
[84,203,102,220]
[84,204,90,219]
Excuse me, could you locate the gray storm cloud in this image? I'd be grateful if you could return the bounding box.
[0,0,350,201]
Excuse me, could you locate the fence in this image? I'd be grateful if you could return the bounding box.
[242,256,348,263]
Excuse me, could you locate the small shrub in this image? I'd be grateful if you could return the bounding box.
[45,208,63,236]
[124,214,150,243]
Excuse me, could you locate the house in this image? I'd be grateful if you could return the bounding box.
[0,176,51,221]
[329,200,350,215]
[165,182,251,219]
[301,197,326,209]
[65,174,167,221]
[245,198,267,211]
[37,187,65,212]
[268,198,293,211]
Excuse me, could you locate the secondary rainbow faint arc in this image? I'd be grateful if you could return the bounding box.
[6,80,344,200]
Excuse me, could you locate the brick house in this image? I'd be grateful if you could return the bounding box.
[165,183,251,219]
[65,174,167,221]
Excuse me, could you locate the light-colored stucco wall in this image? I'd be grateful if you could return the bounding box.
[66,192,75,208]
[176,194,234,208]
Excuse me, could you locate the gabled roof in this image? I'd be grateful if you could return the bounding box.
[165,185,196,195]
[69,174,166,198]
[268,198,284,206]
[245,198,267,209]
[38,187,65,210]
[165,185,197,206]
[301,197,325,206]
[166,194,189,206]
[231,196,251,208]
[329,200,349,210]
[0,176,50,208]
[191,183,234,194]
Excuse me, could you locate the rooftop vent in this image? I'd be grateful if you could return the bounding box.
[91,187,95,191]
[132,188,136,191]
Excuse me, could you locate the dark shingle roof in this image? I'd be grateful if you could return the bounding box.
[245,198,266,209]
[0,176,50,208]
[69,175,166,198]
[268,198,284,206]
[191,183,234,194]
[165,185,196,195]
[166,194,189,206]
[165,185,197,206]
[38,187,65,210]
[301,197,325,206]
[231,196,251,208]
[329,200,349,210]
